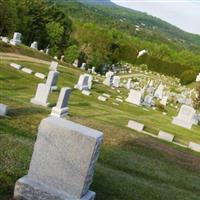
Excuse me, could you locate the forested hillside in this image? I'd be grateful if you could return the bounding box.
[1,0,200,84]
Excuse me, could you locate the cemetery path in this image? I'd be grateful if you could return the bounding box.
[0,53,50,64]
[120,74,149,78]
[0,53,68,69]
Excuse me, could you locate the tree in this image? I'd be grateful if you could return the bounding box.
[180,70,196,85]
[46,22,64,56]
[64,45,80,63]
[0,0,17,36]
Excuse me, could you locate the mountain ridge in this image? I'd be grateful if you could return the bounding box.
[77,0,115,6]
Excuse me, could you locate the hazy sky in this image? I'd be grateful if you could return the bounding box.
[111,0,200,35]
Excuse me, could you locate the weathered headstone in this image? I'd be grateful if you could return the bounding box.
[149,80,154,87]
[82,90,91,96]
[14,116,103,200]
[125,78,132,90]
[10,32,22,45]
[137,49,147,58]
[45,48,50,54]
[88,75,93,90]
[103,71,114,86]
[154,83,164,99]
[196,73,200,82]
[112,76,120,88]
[21,68,33,74]
[91,67,96,74]
[172,105,196,129]
[73,59,79,67]
[160,96,168,106]
[51,87,71,117]
[147,86,155,96]
[31,83,50,107]
[46,71,59,91]
[10,63,22,70]
[143,95,153,107]
[49,61,58,71]
[35,72,46,79]
[74,74,90,91]
[126,89,143,106]
[158,131,174,142]
[127,120,144,132]
[2,37,9,43]
[98,96,107,102]
[188,142,200,152]
[0,103,8,116]
[80,63,87,70]
[60,55,64,62]
[116,98,123,103]
[102,93,111,98]
[30,41,38,50]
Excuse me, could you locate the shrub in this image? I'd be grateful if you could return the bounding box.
[64,45,80,63]
[180,70,196,85]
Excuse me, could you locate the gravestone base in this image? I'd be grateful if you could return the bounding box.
[74,84,87,91]
[50,86,58,91]
[14,176,95,200]
[0,104,8,116]
[51,107,69,118]
[30,98,50,107]
[10,40,21,46]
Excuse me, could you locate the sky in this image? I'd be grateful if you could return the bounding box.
[111,0,200,35]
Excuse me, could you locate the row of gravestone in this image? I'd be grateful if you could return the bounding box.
[102,71,200,127]
[10,63,46,79]
[103,70,197,109]
[31,63,96,119]
[127,102,199,130]
[0,32,51,54]
[9,60,95,118]
[1,32,35,49]
[103,71,167,104]
[127,119,200,153]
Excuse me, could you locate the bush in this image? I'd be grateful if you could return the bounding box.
[180,70,196,85]
[140,64,148,71]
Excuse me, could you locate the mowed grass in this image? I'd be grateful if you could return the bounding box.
[1,59,200,200]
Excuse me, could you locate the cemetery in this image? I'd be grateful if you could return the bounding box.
[1,31,200,200]
[1,0,200,199]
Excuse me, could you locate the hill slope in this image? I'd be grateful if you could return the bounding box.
[58,0,200,51]
[1,47,200,199]
[54,0,200,83]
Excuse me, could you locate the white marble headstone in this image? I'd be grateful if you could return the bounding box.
[14,117,103,200]
[172,105,196,129]
[126,89,143,106]
[31,83,51,107]
[10,32,22,45]
[51,87,71,117]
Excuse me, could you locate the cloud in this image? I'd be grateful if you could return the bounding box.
[111,0,200,34]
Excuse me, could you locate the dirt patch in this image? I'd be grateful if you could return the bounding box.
[132,137,200,172]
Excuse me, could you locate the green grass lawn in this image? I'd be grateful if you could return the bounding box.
[1,59,200,200]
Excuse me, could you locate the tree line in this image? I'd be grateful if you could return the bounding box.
[0,0,199,84]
